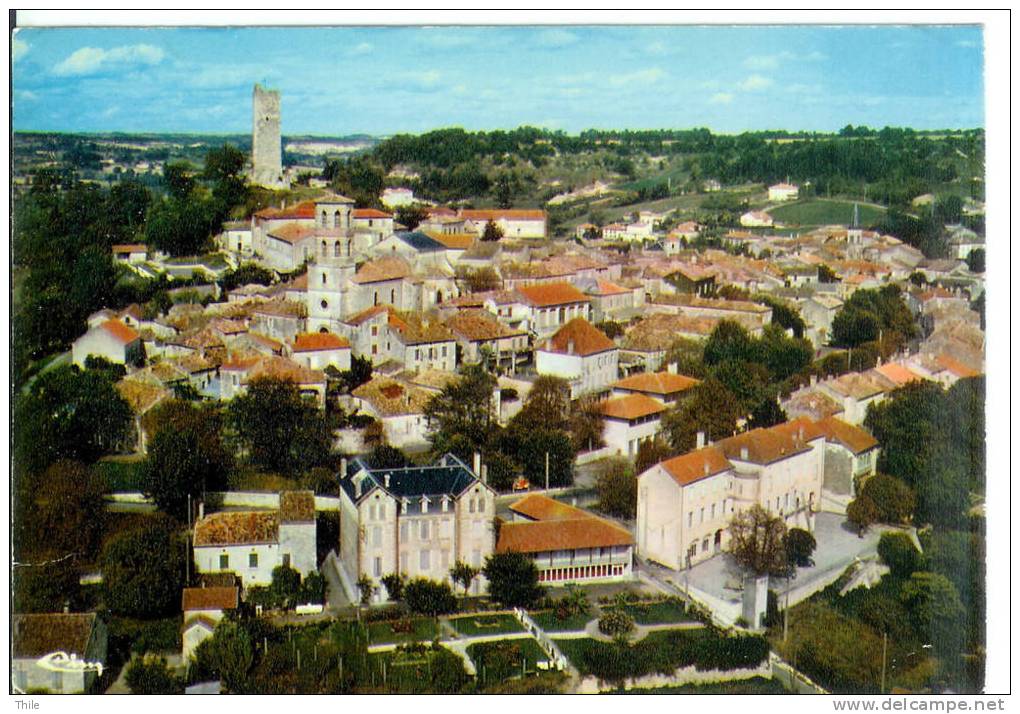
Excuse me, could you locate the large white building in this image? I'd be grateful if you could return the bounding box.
[637,418,830,571]
[768,182,799,201]
[338,454,497,602]
[12,613,108,694]
[72,319,144,368]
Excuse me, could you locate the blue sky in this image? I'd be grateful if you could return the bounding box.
[12,25,985,135]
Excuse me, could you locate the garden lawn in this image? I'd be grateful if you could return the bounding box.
[768,199,886,227]
[367,617,439,645]
[448,614,526,637]
[468,638,550,685]
[530,609,593,632]
[621,599,695,625]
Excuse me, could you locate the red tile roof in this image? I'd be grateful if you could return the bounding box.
[255,200,317,220]
[715,421,818,465]
[657,447,732,487]
[267,224,317,245]
[280,491,316,522]
[353,256,412,284]
[353,208,392,219]
[182,586,239,612]
[292,332,350,352]
[12,613,98,659]
[497,516,633,554]
[815,417,879,455]
[597,393,666,421]
[446,309,524,342]
[874,362,924,386]
[934,354,980,378]
[100,319,140,345]
[345,304,392,326]
[112,243,148,253]
[509,494,591,521]
[544,317,615,357]
[194,511,279,546]
[612,371,700,396]
[516,281,589,307]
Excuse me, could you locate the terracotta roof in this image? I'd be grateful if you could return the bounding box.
[589,278,631,297]
[826,373,889,400]
[597,394,666,421]
[353,208,392,219]
[405,369,461,391]
[292,332,350,352]
[388,312,455,345]
[194,511,279,547]
[115,377,171,415]
[934,353,980,378]
[100,319,140,345]
[496,516,633,554]
[182,586,239,612]
[660,294,771,314]
[345,304,391,326]
[353,256,412,284]
[509,494,591,521]
[352,376,433,417]
[612,371,700,396]
[252,299,307,318]
[715,422,817,465]
[12,613,98,659]
[446,309,524,342]
[783,388,844,420]
[121,304,144,322]
[280,491,316,522]
[112,244,147,254]
[460,209,546,221]
[246,356,326,386]
[622,313,719,350]
[267,224,318,245]
[515,281,589,307]
[422,230,476,250]
[543,318,615,357]
[657,447,732,487]
[874,362,924,387]
[815,417,879,455]
[255,200,316,220]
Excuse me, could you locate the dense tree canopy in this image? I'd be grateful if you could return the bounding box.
[482,552,544,608]
[594,458,637,519]
[424,364,498,460]
[661,377,743,453]
[728,504,790,577]
[228,378,333,475]
[102,517,186,618]
[830,286,917,349]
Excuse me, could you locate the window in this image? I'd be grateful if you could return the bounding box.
[687,512,693,528]
[321,299,328,310]
[420,549,430,570]
[249,553,258,568]
[421,500,428,514]
[334,241,341,257]
[371,325,378,336]
[477,497,485,513]
[420,521,430,540]
[469,499,475,514]
[322,272,327,285]
[390,289,396,303]
[282,554,291,568]
[700,507,704,524]
[333,210,341,228]
[400,522,409,541]
[442,345,447,357]
[374,557,382,577]
[219,554,229,570]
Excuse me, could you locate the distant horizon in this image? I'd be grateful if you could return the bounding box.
[13,25,984,134]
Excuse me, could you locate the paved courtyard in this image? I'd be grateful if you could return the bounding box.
[644,513,899,623]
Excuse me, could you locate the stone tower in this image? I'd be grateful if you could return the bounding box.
[252,83,285,188]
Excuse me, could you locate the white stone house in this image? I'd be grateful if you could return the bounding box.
[740,210,774,228]
[597,393,666,458]
[12,613,108,694]
[535,317,619,398]
[497,494,635,586]
[768,183,799,201]
[515,282,592,339]
[192,491,317,589]
[349,376,433,448]
[111,243,149,265]
[288,332,352,371]
[459,209,547,239]
[338,454,498,602]
[181,586,239,660]
[72,319,144,368]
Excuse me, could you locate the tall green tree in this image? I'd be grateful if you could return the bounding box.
[424,363,498,459]
[661,378,743,452]
[594,458,637,519]
[727,504,790,577]
[228,378,333,475]
[482,552,544,608]
[102,517,186,618]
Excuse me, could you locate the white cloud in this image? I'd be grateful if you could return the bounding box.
[405,69,441,87]
[738,74,773,91]
[12,36,29,61]
[608,67,665,87]
[15,89,38,102]
[54,43,165,76]
[955,39,979,48]
[537,29,579,47]
[709,92,734,105]
[349,42,373,55]
[743,53,783,70]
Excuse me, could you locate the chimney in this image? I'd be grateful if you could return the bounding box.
[740,446,749,461]
[473,452,481,476]
[384,473,390,488]
[480,464,488,485]
[696,431,706,449]
[198,501,205,520]
[703,461,710,476]
[567,339,575,355]
[667,362,678,375]
[354,479,362,498]
[340,457,348,479]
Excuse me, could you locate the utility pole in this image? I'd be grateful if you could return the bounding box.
[186,493,192,583]
[544,452,550,491]
[783,581,789,643]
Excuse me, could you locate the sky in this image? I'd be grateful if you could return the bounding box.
[11,25,985,136]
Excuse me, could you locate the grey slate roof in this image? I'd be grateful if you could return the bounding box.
[341,453,481,503]
[397,231,445,253]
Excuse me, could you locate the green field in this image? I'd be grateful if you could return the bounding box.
[468,638,551,684]
[530,609,593,632]
[448,614,526,637]
[621,600,695,625]
[768,199,886,227]
[367,617,440,645]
